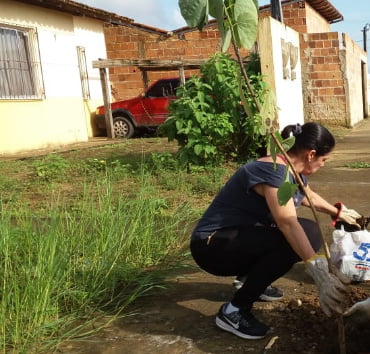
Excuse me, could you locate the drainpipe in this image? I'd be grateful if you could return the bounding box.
[271,0,283,23]
[362,23,370,52]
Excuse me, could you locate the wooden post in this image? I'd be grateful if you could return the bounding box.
[142,70,149,90]
[99,67,115,139]
[179,66,185,85]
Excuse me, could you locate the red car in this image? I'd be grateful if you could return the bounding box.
[95,78,182,138]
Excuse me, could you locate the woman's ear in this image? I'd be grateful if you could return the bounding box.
[307,150,316,162]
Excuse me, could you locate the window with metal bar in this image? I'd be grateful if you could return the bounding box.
[0,25,44,100]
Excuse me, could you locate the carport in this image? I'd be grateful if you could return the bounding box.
[92,59,206,138]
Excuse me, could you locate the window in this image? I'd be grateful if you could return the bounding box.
[0,24,44,99]
[146,79,180,98]
[76,46,90,100]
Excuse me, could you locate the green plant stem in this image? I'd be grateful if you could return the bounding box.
[233,44,261,112]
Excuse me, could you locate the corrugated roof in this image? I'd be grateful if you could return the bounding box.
[307,0,343,23]
[13,0,133,25]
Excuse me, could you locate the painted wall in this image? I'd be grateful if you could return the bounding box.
[258,17,304,130]
[342,33,369,126]
[305,3,330,34]
[0,0,106,155]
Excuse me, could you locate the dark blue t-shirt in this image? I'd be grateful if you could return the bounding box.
[191,160,307,240]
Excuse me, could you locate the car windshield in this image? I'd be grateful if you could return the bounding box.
[146,79,180,98]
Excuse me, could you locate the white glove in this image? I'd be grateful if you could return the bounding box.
[344,298,370,328]
[332,202,361,229]
[305,255,349,317]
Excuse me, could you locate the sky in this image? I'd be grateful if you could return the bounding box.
[79,0,370,60]
[78,0,370,47]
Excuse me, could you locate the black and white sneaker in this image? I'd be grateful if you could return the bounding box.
[215,303,270,339]
[233,276,283,301]
[232,276,247,290]
[259,285,284,301]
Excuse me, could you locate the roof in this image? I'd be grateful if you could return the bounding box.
[259,0,343,24]
[306,0,343,23]
[13,0,133,25]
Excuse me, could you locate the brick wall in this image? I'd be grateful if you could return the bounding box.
[103,23,238,101]
[300,32,346,125]
[259,1,308,33]
[259,1,330,33]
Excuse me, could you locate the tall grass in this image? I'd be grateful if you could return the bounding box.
[0,175,195,353]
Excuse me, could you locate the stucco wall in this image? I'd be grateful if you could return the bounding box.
[304,3,330,33]
[258,17,304,129]
[0,0,106,154]
[342,33,369,126]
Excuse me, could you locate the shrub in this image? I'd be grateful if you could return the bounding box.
[160,53,267,167]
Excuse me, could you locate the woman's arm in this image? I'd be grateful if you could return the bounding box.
[300,185,338,216]
[301,185,361,228]
[263,184,316,261]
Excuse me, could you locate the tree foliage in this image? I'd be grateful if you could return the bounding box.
[160,53,267,166]
[179,0,258,51]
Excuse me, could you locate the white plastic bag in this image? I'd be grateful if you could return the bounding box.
[330,227,370,282]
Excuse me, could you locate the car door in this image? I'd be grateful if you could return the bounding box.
[140,79,180,125]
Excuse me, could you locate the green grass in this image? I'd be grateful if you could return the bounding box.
[0,144,236,353]
[344,162,370,169]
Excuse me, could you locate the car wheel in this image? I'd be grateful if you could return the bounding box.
[113,116,135,138]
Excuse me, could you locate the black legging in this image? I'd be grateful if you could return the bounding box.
[190,218,321,310]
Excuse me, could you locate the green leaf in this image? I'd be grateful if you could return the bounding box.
[233,0,258,49]
[252,0,259,10]
[282,136,295,152]
[209,0,232,51]
[209,0,223,19]
[194,144,203,155]
[277,181,298,206]
[269,134,279,162]
[179,0,208,29]
[221,28,232,52]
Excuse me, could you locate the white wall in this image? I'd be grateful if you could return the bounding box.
[258,16,304,130]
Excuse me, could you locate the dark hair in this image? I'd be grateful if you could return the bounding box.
[281,122,335,156]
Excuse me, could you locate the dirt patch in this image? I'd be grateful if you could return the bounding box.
[59,263,370,354]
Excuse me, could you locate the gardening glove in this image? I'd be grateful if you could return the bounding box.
[344,298,370,328]
[305,255,349,317]
[331,202,361,230]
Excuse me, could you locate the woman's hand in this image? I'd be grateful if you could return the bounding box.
[305,255,349,317]
[344,298,370,328]
[332,202,361,229]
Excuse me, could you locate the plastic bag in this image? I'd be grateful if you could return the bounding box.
[330,227,370,282]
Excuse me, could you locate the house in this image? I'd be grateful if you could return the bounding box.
[0,0,132,155]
